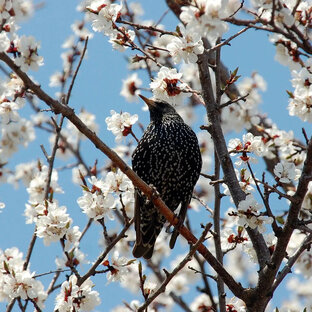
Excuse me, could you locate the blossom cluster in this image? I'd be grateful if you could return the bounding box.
[0,1,43,72]
[0,74,35,181]
[86,0,136,52]
[257,1,312,123]
[18,162,82,251]
[179,0,236,42]
[288,60,312,122]
[77,170,134,220]
[0,0,34,55]
[150,66,191,105]
[167,25,204,64]
[105,109,138,142]
[0,247,47,308]
[228,131,304,176]
[54,275,101,312]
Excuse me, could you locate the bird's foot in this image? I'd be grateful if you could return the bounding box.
[145,184,159,204]
[169,213,185,249]
[173,214,184,232]
[149,184,159,199]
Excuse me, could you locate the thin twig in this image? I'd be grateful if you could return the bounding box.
[206,26,251,53]
[34,269,70,279]
[77,218,134,286]
[138,223,212,312]
[118,19,176,36]
[192,195,214,215]
[47,270,62,295]
[271,233,312,293]
[247,162,280,235]
[66,37,89,105]
[78,218,93,243]
[219,93,249,109]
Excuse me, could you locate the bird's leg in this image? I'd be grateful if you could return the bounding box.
[169,202,188,249]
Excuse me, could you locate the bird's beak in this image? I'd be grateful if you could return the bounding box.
[139,94,156,108]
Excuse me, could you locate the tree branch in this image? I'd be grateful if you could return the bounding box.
[0,51,247,300]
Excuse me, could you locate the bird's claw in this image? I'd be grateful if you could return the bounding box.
[173,214,184,231]
[149,184,160,200]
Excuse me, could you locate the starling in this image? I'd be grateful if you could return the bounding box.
[132,95,202,259]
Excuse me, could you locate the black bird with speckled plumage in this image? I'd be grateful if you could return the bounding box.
[132,95,202,259]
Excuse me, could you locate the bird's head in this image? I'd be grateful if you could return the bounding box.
[139,95,178,122]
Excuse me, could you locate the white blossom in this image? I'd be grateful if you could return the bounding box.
[190,293,213,312]
[36,201,72,245]
[226,297,247,312]
[26,165,63,204]
[274,162,301,183]
[302,181,312,211]
[150,66,190,105]
[0,118,35,159]
[0,248,46,307]
[288,65,312,122]
[77,176,115,220]
[167,25,204,64]
[71,20,94,40]
[14,36,44,71]
[105,110,138,142]
[72,164,88,185]
[109,28,135,52]
[64,226,81,252]
[0,101,20,124]
[120,73,142,102]
[269,34,301,71]
[104,251,132,284]
[228,132,264,166]
[103,169,133,195]
[8,161,37,188]
[88,1,122,35]
[166,274,188,295]
[237,194,273,232]
[180,0,229,40]
[0,32,10,52]
[54,275,100,311]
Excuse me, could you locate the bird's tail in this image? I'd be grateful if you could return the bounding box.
[133,212,163,259]
[133,241,155,259]
[133,192,164,259]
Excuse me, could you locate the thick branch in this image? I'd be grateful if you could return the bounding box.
[197,41,270,269]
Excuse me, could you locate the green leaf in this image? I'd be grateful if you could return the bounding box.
[138,261,142,274]
[276,216,285,225]
[232,67,239,77]
[175,25,182,37]
[126,259,136,266]
[286,90,294,98]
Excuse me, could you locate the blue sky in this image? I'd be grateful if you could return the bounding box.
[0,0,306,311]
